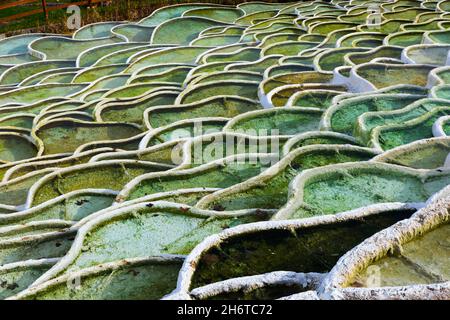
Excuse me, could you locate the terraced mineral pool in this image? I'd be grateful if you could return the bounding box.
[350,223,450,287]
[354,63,435,89]
[120,154,276,201]
[29,161,172,206]
[188,207,415,289]
[0,0,448,301]
[196,146,378,211]
[16,257,184,300]
[34,120,142,154]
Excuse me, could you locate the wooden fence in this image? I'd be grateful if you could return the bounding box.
[0,0,107,24]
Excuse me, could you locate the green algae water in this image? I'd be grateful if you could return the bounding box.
[0,1,448,301]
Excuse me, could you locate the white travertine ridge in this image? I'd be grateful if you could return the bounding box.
[0,1,448,300]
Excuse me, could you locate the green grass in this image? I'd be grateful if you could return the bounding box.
[0,0,288,35]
